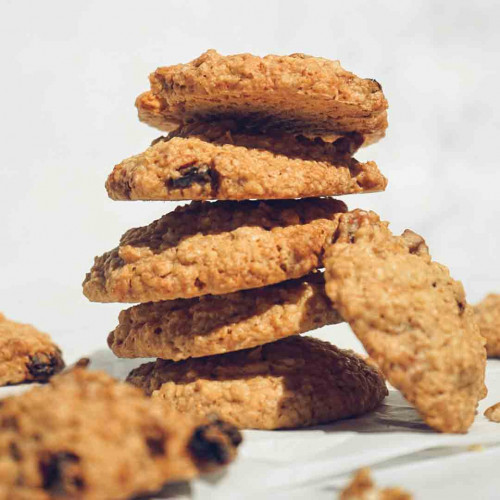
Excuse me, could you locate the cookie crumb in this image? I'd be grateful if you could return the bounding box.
[484,402,500,422]
[467,444,484,452]
[339,468,412,500]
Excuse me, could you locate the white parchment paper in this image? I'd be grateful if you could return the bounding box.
[1,327,498,500]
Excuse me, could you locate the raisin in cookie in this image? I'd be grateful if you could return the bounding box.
[105,122,386,201]
[136,50,388,144]
[108,273,342,360]
[83,198,347,303]
[474,294,500,357]
[0,363,240,499]
[324,211,487,433]
[0,313,64,386]
[127,336,388,430]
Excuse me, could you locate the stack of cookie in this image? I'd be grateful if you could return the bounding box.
[84,50,486,433]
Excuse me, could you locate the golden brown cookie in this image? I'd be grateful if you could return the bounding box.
[136,50,388,145]
[82,198,347,303]
[105,122,386,201]
[108,273,342,360]
[474,294,500,357]
[0,363,241,499]
[0,313,64,386]
[340,468,413,500]
[484,402,500,422]
[324,211,487,433]
[126,336,388,430]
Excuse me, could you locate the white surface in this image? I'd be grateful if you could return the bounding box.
[0,1,499,498]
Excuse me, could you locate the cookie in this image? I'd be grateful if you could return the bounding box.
[324,211,487,433]
[0,313,64,386]
[83,198,347,303]
[340,468,413,500]
[136,50,388,145]
[105,122,386,201]
[484,402,500,423]
[0,363,241,499]
[108,273,342,361]
[126,336,388,430]
[474,294,500,357]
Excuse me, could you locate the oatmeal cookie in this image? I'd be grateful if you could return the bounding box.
[82,198,347,303]
[108,273,342,360]
[126,336,388,430]
[474,294,500,357]
[0,363,240,499]
[0,313,64,386]
[136,50,388,145]
[106,122,386,201]
[324,211,487,433]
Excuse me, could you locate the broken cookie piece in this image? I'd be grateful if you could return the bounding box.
[324,211,487,433]
[340,468,413,500]
[484,402,500,423]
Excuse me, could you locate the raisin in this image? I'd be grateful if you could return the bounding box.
[209,417,242,447]
[27,352,64,382]
[168,164,217,190]
[9,442,21,461]
[145,435,166,456]
[188,425,231,466]
[369,78,383,91]
[40,452,83,494]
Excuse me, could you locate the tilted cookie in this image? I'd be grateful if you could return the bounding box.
[83,198,347,303]
[474,294,500,357]
[0,362,241,499]
[127,336,388,430]
[105,122,386,201]
[0,313,64,386]
[136,50,388,145]
[108,273,342,361]
[324,211,487,433]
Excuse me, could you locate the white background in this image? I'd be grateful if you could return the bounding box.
[0,1,499,498]
[1,0,499,349]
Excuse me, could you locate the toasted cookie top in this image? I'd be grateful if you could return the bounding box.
[108,273,342,360]
[137,50,388,144]
[0,314,64,386]
[127,336,388,429]
[324,211,487,433]
[106,122,386,201]
[0,364,240,499]
[83,198,347,303]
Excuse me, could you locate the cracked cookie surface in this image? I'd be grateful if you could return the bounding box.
[108,273,342,360]
[83,198,347,303]
[474,294,500,357]
[0,364,240,499]
[136,50,388,145]
[106,122,386,201]
[324,211,487,433]
[126,336,388,430]
[0,313,64,386]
